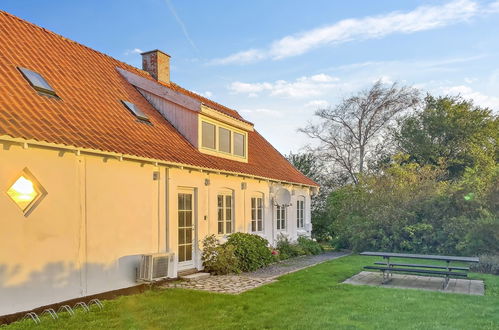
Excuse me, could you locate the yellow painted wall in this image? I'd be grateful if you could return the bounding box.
[0,142,312,316]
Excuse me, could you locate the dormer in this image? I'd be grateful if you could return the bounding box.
[117,50,253,163]
[198,104,252,162]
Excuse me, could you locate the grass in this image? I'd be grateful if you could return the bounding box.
[6,255,499,329]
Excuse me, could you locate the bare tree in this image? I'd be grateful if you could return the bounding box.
[300,80,419,183]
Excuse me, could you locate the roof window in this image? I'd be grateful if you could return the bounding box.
[121,100,150,122]
[18,67,57,96]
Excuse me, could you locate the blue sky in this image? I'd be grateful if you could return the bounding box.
[2,0,499,153]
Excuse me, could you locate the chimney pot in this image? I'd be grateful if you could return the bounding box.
[141,49,170,84]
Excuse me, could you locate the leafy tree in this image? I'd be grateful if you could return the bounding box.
[300,81,419,183]
[287,152,340,240]
[395,95,499,181]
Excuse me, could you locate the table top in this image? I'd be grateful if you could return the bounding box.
[360,252,479,263]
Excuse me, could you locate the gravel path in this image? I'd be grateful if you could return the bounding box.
[243,251,350,279]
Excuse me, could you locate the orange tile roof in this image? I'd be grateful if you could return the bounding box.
[0,10,318,187]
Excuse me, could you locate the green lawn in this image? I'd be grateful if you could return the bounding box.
[7,255,499,329]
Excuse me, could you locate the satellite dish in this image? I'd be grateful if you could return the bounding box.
[274,188,291,206]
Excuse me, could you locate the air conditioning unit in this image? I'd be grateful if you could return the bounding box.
[138,252,174,282]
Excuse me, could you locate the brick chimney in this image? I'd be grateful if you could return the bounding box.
[141,50,170,84]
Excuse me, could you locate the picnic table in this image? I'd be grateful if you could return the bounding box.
[360,252,479,289]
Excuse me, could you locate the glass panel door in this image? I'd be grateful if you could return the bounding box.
[178,192,194,264]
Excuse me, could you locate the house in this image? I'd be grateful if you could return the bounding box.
[0,10,318,317]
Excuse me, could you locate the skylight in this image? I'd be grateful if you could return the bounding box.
[18,67,57,96]
[121,100,150,122]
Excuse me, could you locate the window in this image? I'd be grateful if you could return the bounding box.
[6,168,47,216]
[18,67,57,96]
[219,127,231,153]
[234,132,245,157]
[297,198,305,229]
[276,205,286,230]
[199,117,248,161]
[121,100,150,122]
[202,121,216,149]
[217,193,233,235]
[251,196,263,232]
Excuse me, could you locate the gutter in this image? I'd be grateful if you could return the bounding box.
[0,135,319,191]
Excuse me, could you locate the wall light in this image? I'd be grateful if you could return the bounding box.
[6,168,47,216]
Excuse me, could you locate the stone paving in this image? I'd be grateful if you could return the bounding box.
[162,251,350,294]
[343,271,485,295]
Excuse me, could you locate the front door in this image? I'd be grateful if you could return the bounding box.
[178,191,195,270]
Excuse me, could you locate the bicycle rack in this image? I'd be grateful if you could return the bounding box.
[88,298,104,310]
[73,302,90,312]
[21,312,41,324]
[57,304,75,316]
[41,308,59,320]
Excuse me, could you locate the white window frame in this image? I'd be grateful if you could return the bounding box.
[297,197,305,229]
[250,195,264,233]
[198,115,248,162]
[276,205,287,231]
[217,192,234,235]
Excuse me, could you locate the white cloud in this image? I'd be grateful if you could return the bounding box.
[240,108,284,117]
[212,0,484,64]
[124,48,144,56]
[305,100,331,109]
[229,74,340,98]
[441,85,499,110]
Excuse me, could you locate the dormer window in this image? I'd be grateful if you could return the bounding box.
[18,67,57,97]
[202,122,216,149]
[121,100,150,123]
[199,115,248,162]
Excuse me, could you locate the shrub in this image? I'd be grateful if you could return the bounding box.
[201,235,240,275]
[276,235,305,260]
[225,232,273,272]
[297,236,324,255]
[470,255,499,275]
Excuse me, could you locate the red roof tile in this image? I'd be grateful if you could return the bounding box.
[0,10,318,187]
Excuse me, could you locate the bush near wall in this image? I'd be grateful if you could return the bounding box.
[276,235,324,260]
[225,233,274,272]
[201,233,273,274]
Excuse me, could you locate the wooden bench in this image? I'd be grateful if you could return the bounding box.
[360,252,479,289]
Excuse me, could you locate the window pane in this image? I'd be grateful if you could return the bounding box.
[202,122,216,149]
[251,209,256,221]
[218,208,223,221]
[185,194,192,210]
[185,211,192,227]
[178,211,185,227]
[251,221,256,232]
[179,228,185,244]
[186,228,192,244]
[219,127,231,153]
[226,195,232,208]
[179,246,185,262]
[234,132,245,157]
[217,195,223,207]
[18,67,55,93]
[218,222,223,234]
[226,221,232,234]
[251,198,255,209]
[257,221,263,232]
[185,246,192,261]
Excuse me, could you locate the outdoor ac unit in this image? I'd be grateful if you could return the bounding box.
[138,253,174,282]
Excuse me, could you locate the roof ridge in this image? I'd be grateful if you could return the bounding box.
[0,10,148,77]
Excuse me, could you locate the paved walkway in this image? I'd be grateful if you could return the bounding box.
[343,271,484,295]
[162,251,349,294]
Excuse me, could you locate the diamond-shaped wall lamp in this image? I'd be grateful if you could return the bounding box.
[6,168,47,216]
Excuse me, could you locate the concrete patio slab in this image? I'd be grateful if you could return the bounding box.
[343,271,484,295]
